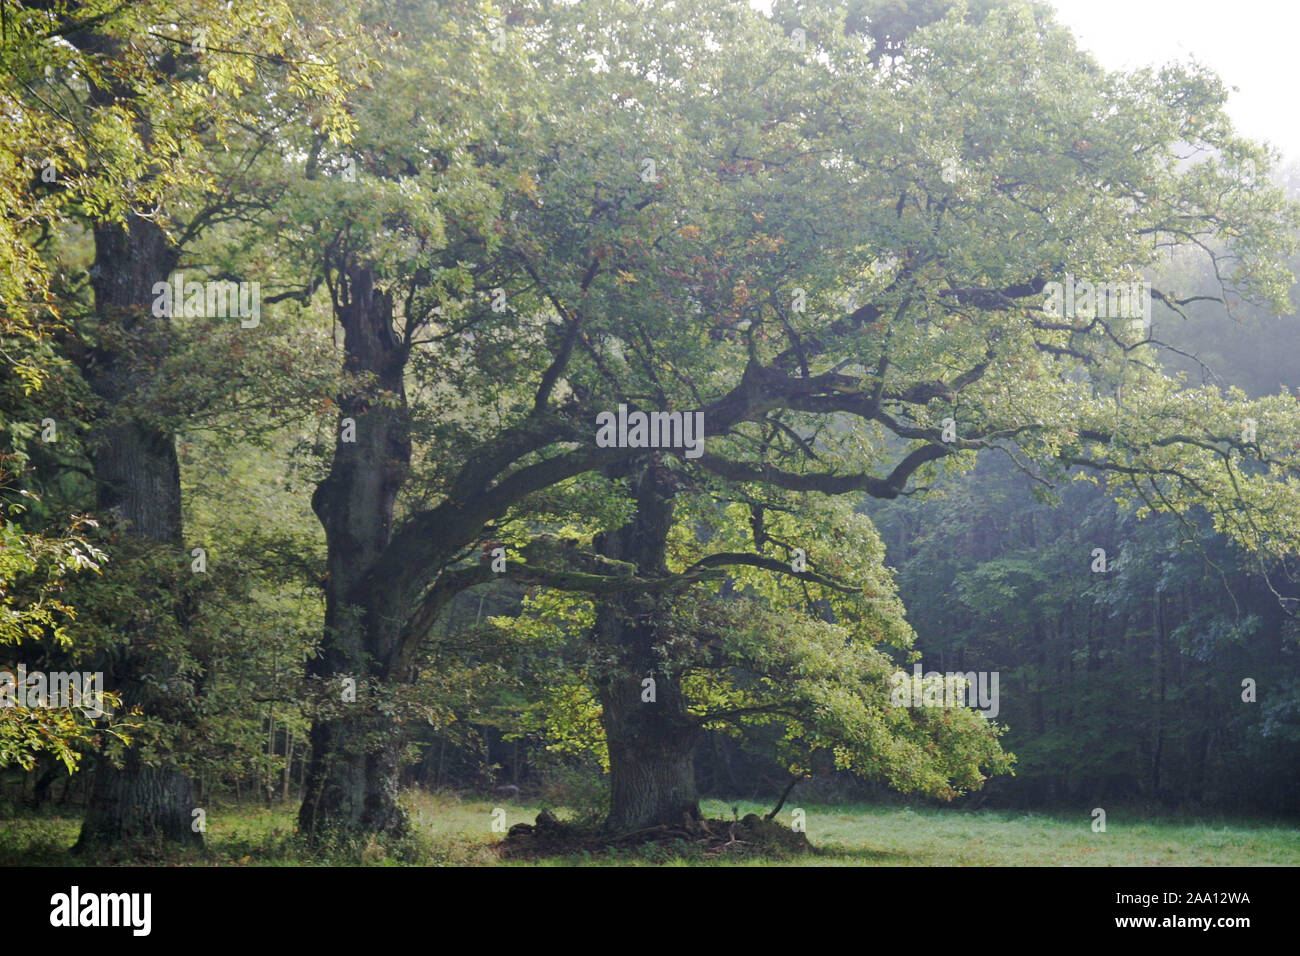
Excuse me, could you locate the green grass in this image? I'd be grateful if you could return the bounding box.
[2,792,1297,866]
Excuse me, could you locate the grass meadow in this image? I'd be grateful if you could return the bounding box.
[3,792,1297,867]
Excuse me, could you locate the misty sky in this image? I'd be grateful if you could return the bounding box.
[747,1,1299,162]
[1050,0,1298,162]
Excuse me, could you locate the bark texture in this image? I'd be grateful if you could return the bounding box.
[299,265,412,840]
[76,215,201,852]
[594,462,703,832]
[78,750,201,848]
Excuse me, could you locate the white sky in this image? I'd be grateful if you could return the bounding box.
[747,0,1300,162]
[1049,0,1299,162]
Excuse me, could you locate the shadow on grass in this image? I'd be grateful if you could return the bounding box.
[811,842,916,864]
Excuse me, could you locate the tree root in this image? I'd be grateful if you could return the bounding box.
[496,809,814,861]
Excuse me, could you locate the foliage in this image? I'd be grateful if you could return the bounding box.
[3,0,1300,843]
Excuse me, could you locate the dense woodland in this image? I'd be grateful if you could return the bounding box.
[2,0,1299,863]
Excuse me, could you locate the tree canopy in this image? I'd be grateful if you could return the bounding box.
[2,0,1298,849]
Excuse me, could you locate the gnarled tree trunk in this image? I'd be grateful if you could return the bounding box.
[76,215,202,853]
[600,666,702,832]
[78,750,201,848]
[299,265,412,841]
[594,462,703,832]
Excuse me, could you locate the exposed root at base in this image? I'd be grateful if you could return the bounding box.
[496,810,814,860]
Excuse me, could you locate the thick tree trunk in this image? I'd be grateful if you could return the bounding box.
[600,668,701,832]
[594,462,703,832]
[298,712,406,837]
[76,215,202,852]
[77,751,201,848]
[299,265,412,841]
[83,219,184,537]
